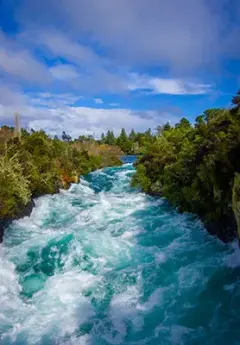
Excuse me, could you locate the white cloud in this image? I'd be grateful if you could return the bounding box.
[0,84,27,107]
[19,29,127,94]
[16,0,239,73]
[26,106,180,138]
[50,64,79,80]
[19,28,212,96]
[36,29,100,66]
[1,0,230,136]
[27,92,82,107]
[150,79,211,95]
[129,74,211,95]
[0,27,213,97]
[94,98,104,104]
[0,92,180,138]
[0,31,51,84]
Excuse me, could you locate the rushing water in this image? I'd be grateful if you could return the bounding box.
[1,157,240,345]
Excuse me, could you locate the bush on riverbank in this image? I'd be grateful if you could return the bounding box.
[132,91,240,242]
[0,130,122,221]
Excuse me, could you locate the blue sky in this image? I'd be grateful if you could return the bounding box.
[0,0,239,137]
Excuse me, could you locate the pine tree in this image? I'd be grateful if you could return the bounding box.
[129,129,136,141]
[117,128,131,153]
[101,133,105,144]
[105,130,116,145]
[119,128,128,141]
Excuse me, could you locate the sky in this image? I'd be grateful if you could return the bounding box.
[0,0,239,138]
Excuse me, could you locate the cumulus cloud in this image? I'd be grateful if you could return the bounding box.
[0,91,181,137]
[27,106,180,138]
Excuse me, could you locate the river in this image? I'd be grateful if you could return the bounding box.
[0,157,240,344]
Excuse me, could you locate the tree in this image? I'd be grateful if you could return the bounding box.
[175,118,191,129]
[117,128,131,153]
[21,129,30,138]
[231,90,240,114]
[101,133,105,144]
[129,129,136,141]
[105,130,116,145]
[87,135,94,141]
[145,128,152,138]
[156,122,171,136]
[195,115,205,126]
[119,128,128,141]
[203,108,224,123]
[62,131,72,142]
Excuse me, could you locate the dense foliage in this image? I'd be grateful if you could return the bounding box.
[100,128,154,154]
[132,91,240,242]
[0,129,122,221]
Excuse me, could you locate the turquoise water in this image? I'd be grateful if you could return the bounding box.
[1,159,240,345]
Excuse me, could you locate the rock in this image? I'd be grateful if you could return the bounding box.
[205,215,237,243]
[0,199,35,243]
[232,173,240,243]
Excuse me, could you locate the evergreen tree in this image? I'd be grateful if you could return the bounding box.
[105,130,116,145]
[101,133,105,144]
[119,128,128,141]
[129,129,136,141]
[145,128,152,137]
[117,128,131,153]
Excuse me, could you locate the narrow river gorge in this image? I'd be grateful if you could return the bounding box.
[1,158,240,345]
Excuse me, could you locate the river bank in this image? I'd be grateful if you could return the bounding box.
[0,130,123,242]
[132,93,240,244]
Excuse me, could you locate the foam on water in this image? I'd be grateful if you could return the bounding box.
[0,158,240,345]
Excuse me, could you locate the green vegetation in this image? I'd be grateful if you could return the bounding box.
[0,149,31,219]
[100,127,154,154]
[132,91,240,242]
[0,129,122,222]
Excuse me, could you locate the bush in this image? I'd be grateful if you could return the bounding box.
[0,149,31,218]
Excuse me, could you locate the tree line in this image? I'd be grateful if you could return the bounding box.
[56,128,155,154]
